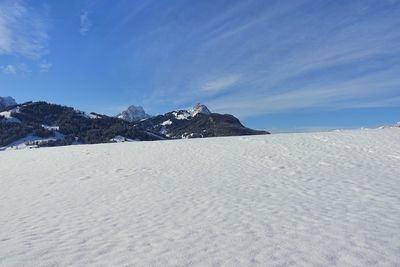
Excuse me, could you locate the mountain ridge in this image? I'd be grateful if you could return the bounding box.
[0,98,269,150]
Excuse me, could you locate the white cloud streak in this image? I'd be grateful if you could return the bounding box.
[208,67,400,117]
[39,61,52,72]
[191,1,400,117]
[80,11,92,36]
[1,64,16,74]
[0,0,49,59]
[92,1,400,117]
[1,63,29,74]
[201,75,241,92]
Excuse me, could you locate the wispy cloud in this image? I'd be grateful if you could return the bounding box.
[1,63,29,74]
[1,64,16,74]
[201,74,241,92]
[82,1,400,118]
[208,66,400,117]
[80,10,92,36]
[39,61,52,72]
[0,0,49,59]
[146,0,400,117]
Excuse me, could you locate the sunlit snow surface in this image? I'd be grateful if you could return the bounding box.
[1,128,400,266]
[0,108,21,124]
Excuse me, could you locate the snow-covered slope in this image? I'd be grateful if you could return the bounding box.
[1,128,399,266]
[0,132,65,151]
[117,105,151,122]
[0,107,21,123]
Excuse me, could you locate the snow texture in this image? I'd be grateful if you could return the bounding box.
[171,104,211,121]
[161,119,173,126]
[172,111,191,120]
[88,113,101,119]
[0,128,400,266]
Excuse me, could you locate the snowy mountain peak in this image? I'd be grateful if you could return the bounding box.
[188,103,211,117]
[0,96,17,109]
[117,105,151,122]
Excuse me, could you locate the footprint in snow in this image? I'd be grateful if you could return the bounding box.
[319,162,330,166]
[79,176,92,181]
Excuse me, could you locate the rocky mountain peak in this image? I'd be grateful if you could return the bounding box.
[117,105,151,122]
[0,96,17,109]
[188,103,211,117]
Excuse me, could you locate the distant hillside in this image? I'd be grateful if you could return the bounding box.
[0,102,164,150]
[132,104,267,139]
[0,100,269,150]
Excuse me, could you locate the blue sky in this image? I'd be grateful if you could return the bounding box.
[1,0,399,131]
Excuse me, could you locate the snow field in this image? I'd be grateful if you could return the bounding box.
[0,128,400,266]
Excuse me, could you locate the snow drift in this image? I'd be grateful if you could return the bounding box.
[0,128,399,266]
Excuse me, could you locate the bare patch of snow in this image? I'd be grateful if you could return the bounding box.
[173,111,191,120]
[42,125,60,131]
[88,113,101,119]
[159,119,172,135]
[161,119,172,126]
[0,108,21,124]
[109,136,136,143]
[81,112,102,119]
